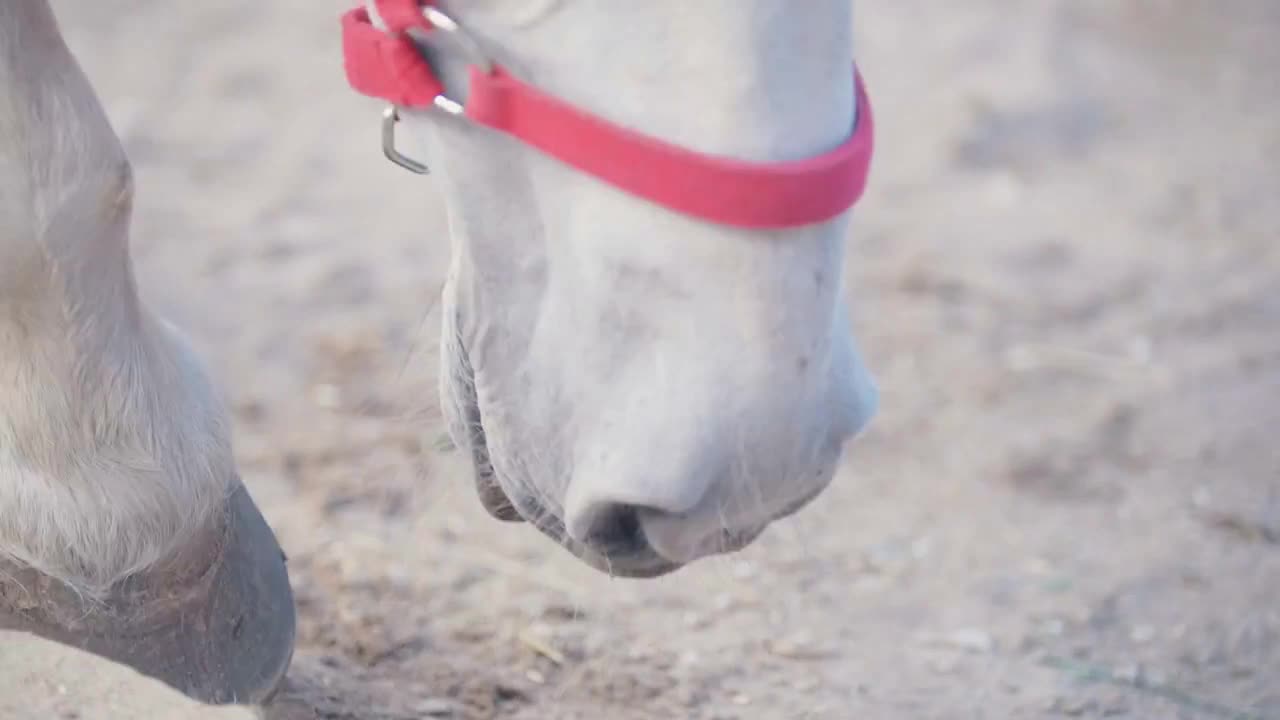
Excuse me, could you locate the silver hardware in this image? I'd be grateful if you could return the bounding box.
[381,106,429,174]
[421,7,492,74]
[381,6,491,173]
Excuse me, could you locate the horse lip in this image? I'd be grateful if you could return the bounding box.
[475,467,524,522]
[451,335,523,523]
[524,506,686,578]
[468,415,522,522]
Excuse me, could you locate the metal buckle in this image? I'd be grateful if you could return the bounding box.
[380,5,493,175]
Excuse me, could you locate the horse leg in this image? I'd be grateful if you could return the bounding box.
[0,2,294,704]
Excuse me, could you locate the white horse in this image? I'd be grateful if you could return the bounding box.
[0,0,878,707]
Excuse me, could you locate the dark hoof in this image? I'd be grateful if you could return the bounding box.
[0,482,296,706]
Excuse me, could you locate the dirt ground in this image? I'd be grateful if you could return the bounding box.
[43,0,1280,718]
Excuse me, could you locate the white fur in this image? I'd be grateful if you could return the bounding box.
[0,0,879,595]
[0,2,235,596]
[390,0,879,567]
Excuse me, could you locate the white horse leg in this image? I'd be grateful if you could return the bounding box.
[0,2,293,704]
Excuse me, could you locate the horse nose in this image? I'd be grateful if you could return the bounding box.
[562,454,718,561]
[571,502,651,557]
[567,492,759,568]
[566,497,726,567]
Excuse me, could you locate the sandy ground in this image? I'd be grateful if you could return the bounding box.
[16,0,1279,718]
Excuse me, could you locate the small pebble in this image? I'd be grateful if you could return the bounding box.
[1191,486,1212,507]
[983,171,1023,208]
[1129,624,1155,644]
[683,611,708,629]
[1041,618,1066,636]
[1027,556,1053,575]
[1112,663,1141,683]
[793,676,821,692]
[928,655,959,674]
[1059,698,1099,716]
[1127,335,1152,364]
[947,628,995,654]
[911,535,934,560]
[310,383,342,409]
[1102,700,1131,717]
[415,698,458,717]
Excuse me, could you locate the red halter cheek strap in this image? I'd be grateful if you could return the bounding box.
[341,1,875,230]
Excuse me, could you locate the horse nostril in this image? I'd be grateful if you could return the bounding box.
[581,503,650,555]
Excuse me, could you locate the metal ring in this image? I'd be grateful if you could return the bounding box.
[414,6,492,114]
[381,106,429,174]
[420,7,492,74]
[381,6,493,174]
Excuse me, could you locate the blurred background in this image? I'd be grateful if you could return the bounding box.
[52,0,1278,718]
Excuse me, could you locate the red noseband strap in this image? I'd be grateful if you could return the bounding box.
[341,1,875,229]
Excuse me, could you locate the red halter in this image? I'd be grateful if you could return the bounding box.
[341,0,875,229]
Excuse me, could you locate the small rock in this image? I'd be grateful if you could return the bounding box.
[765,634,836,661]
[911,535,934,560]
[852,574,892,594]
[1230,664,1255,678]
[863,541,911,573]
[947,628,995,654]
[1027,556,1053,575]
[683,611,707,629]
[731,693,751,706]
[793,676,821,692]
[1102,699,1131,717]
[310,383,341,409]
[1112,663,1141,683]
[415,698,458,717]
[1129,624,1155,644]
[1050,697,1099,716]
[1127,335,1152,364]
[983,171,1023,208]
[1042,577,1073,593]
[1191,486,1212,507]
[927,655,959,675]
